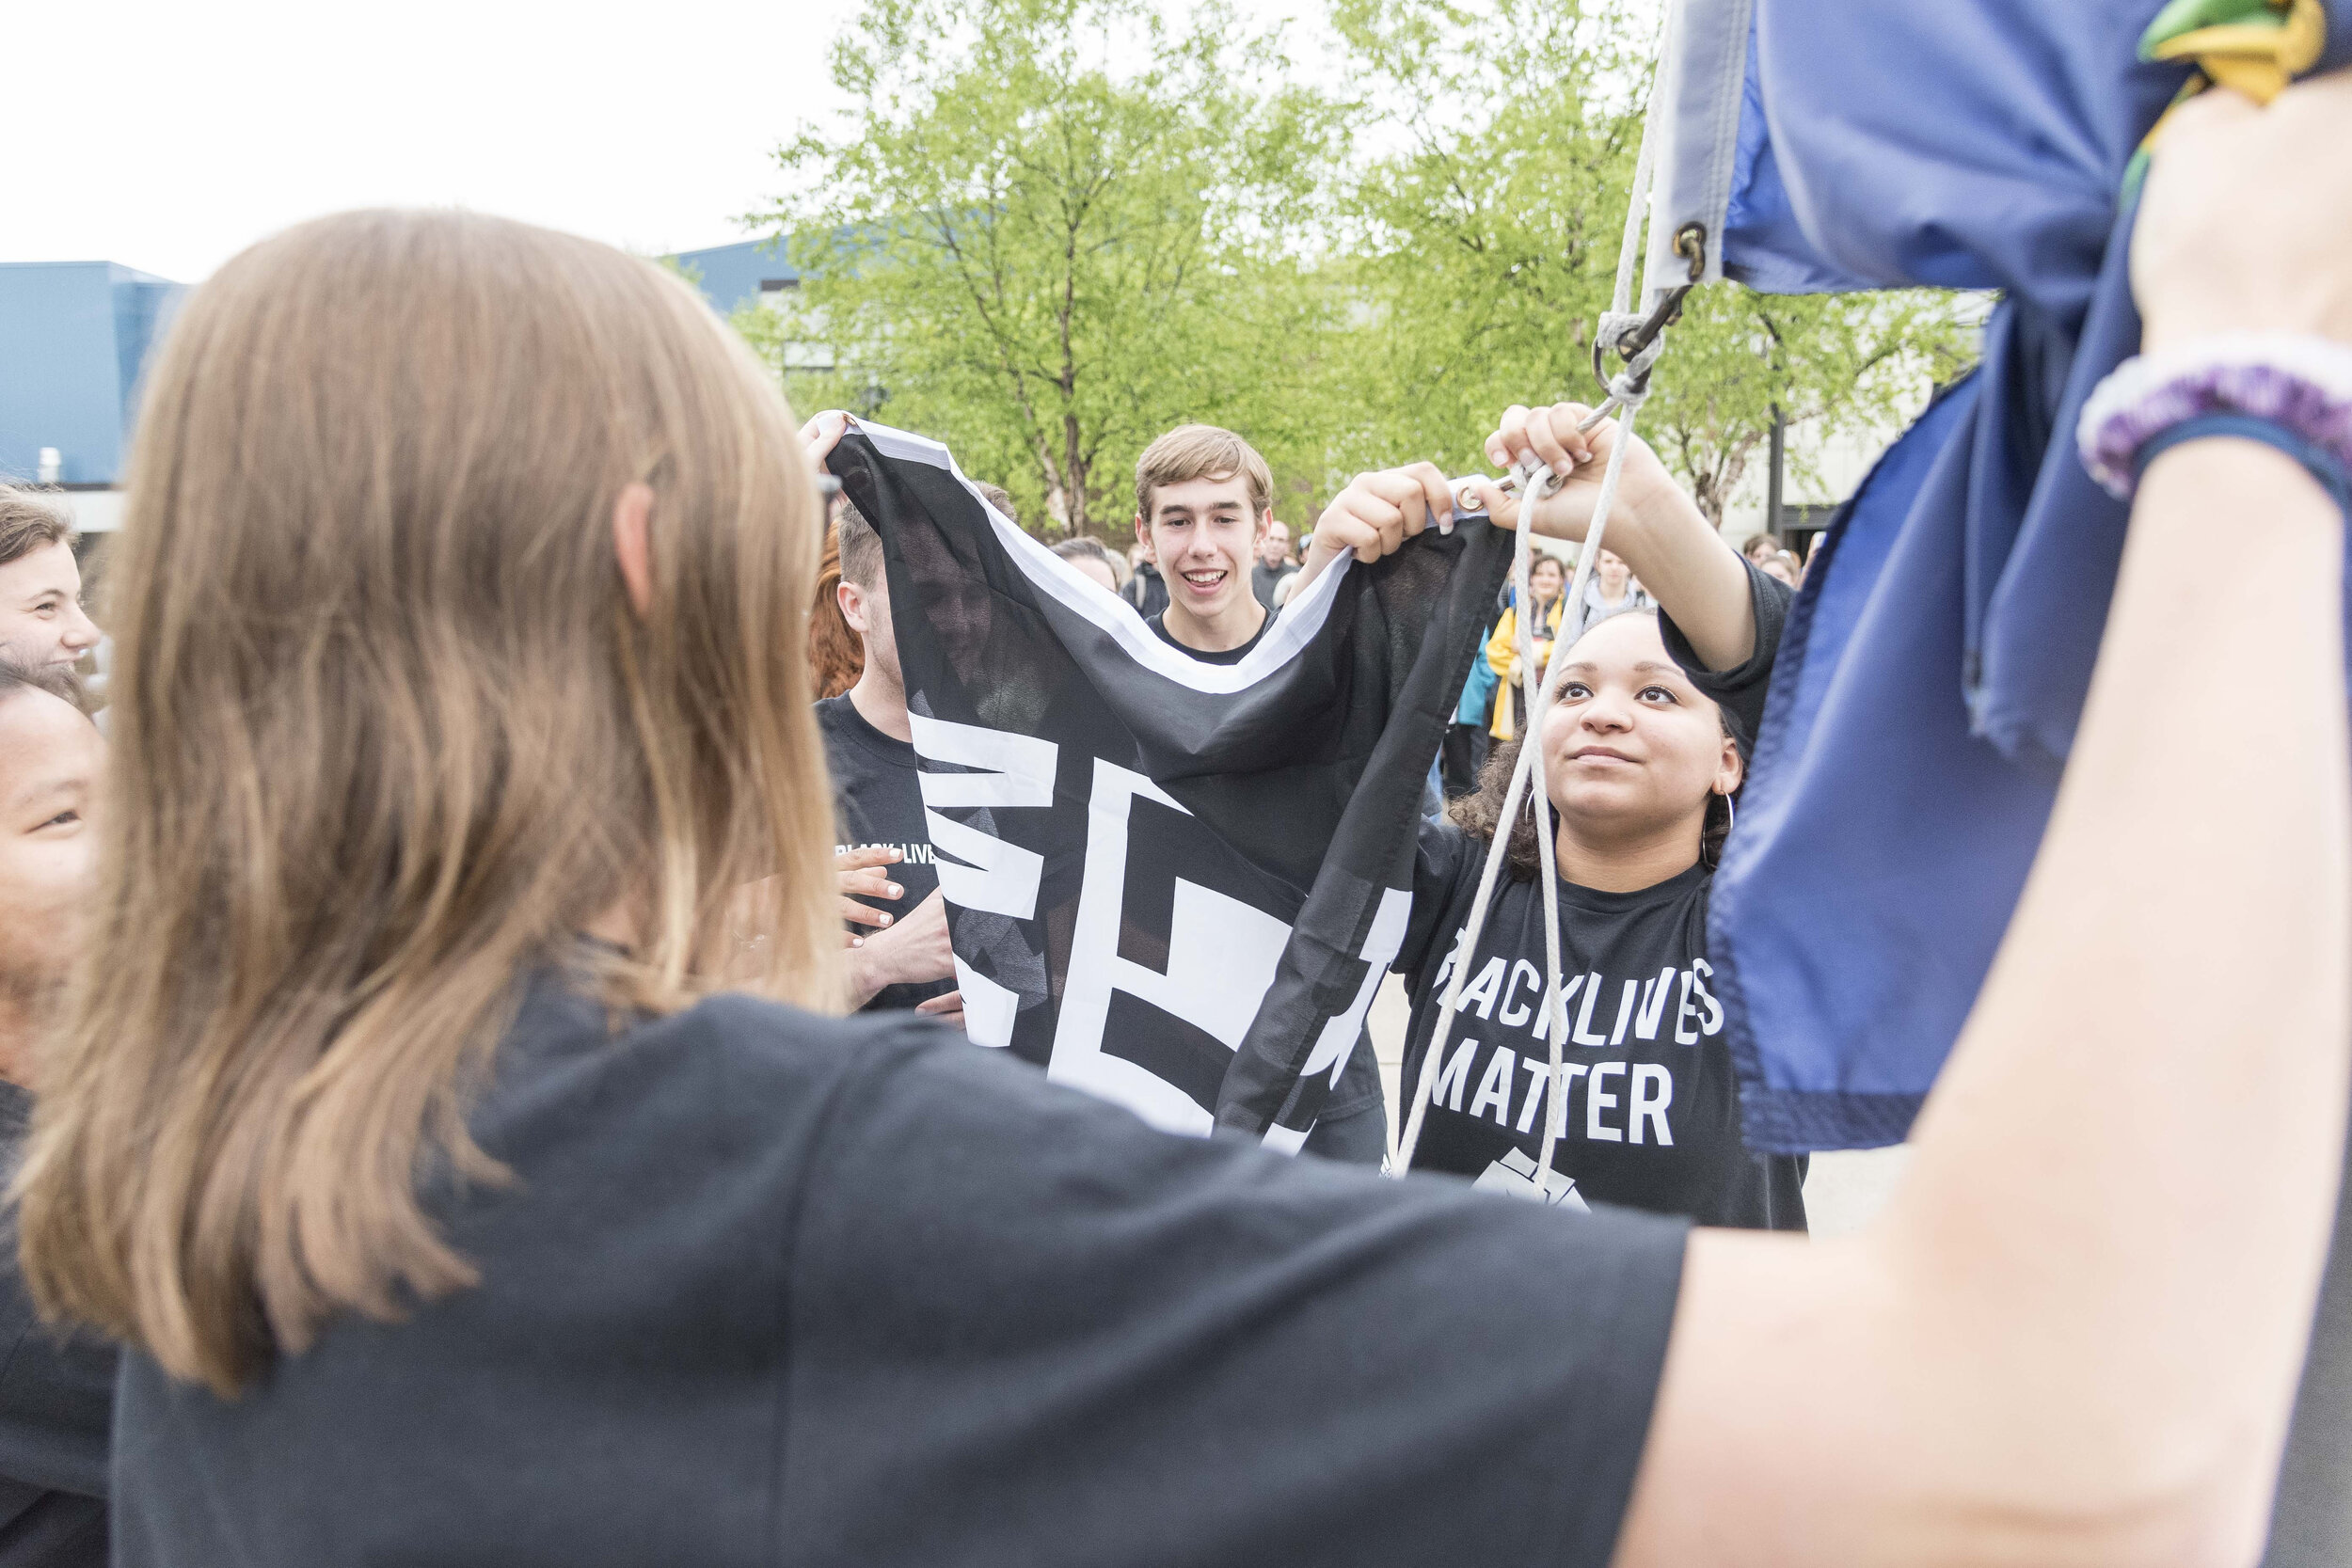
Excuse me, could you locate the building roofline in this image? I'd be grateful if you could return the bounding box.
[0,260,185,285]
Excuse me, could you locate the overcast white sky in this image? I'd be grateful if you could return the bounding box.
[17,0,862,282]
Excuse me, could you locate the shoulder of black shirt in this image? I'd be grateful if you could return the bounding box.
[1145,609,1272,667]
[110,980,1685,1568]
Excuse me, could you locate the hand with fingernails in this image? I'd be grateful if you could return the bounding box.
[834,844,905,947]
[1297,403,1689,592]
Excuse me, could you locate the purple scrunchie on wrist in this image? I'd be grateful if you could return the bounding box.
[2077,333,2352,499]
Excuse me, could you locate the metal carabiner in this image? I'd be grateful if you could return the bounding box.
[1588,223,1707,403]
[1457,229,1710,516]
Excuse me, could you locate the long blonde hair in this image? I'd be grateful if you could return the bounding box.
[14,210,842,1395]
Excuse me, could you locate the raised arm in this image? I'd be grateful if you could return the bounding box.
[1295,420,1756,672]
[1474,404,1756,671]
[1616,78,2352,1568]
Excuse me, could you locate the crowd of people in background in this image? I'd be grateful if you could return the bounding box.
[0,487,114,1564]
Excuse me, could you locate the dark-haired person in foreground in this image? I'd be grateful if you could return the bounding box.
[19,79,2352,1567]
[1297,404,1804,1227]
[0,663,109,1567]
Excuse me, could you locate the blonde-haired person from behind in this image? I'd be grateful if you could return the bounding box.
[18,208,845,1429]
[28,76,2352,1563]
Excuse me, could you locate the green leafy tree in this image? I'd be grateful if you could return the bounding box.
[1640,289,1978,526]
[749,0,1351,538]
[1328,0,1976,523]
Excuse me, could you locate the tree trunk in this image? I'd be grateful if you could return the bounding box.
[1061,410,1090,536]
[1034,435,1072,531]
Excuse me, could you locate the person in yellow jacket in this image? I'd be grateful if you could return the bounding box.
[1486,552,1567,739]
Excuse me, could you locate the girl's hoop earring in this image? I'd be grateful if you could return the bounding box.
[1722,789,1736,837]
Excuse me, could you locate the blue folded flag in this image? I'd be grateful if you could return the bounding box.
[1646,0,2352,1152]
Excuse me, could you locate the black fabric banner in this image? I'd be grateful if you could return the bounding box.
[832,421,1512,1149]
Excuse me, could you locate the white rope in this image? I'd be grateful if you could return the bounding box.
[1523,403,1645,1193]
[1391,61,1673,1181]
[1610,55,1667,318]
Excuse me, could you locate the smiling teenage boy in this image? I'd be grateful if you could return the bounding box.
[1134,426,1279,662]
[1128,423,1388,1161]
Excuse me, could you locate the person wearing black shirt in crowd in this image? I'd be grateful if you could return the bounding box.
[1297,403,1802,1227]
[819,499,962,1027]
[1249,518,1296,611]
[0,663,109,1568]
[37,97,2352,1566]
[1119,546,1168,618]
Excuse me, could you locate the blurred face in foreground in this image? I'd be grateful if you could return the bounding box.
[0,687,101,1065]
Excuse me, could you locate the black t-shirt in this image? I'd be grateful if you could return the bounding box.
[1122,562,1169,619]
[1146,610,1270,665]
[1250,562,1295,610]
[0,1084,111,1568]
[1391,562,1804,1229]
[817,693,955,1011]
[112,979,1688,1567]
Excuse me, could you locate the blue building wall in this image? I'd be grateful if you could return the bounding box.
[2,244,791,487]
[668,238,799,318]
[0,261,186,486]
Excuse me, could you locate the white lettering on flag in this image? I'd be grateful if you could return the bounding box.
[1051,760,1290,1137]
[1263,887,1413,1154]
[954,958,1021,1050]
[909,715,1057,921]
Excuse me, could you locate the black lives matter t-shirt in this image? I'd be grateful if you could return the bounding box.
[1395,838,1804,1227]
[817,694,955,1011]
[0,1083,111,1568]
[113,977,1687,1568]
[1392,560,1804,1230]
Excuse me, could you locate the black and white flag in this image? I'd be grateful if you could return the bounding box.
[831,420,1511,1149]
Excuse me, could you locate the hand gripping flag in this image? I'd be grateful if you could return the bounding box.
[827,420,1512,1151]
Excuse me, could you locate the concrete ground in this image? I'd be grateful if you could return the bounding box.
[1365,974,1907,1237]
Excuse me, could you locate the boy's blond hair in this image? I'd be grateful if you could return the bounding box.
[1134,425,1271,521]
